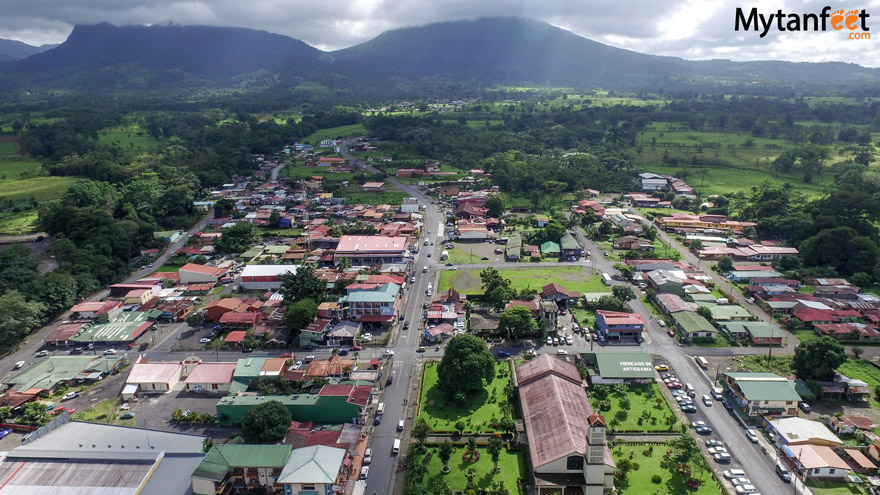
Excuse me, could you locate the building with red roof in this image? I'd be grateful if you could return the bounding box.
[184,363,238,393]
[334,235,409,265]
[178,263,227,284]
[219,312,261,329]
[70,301,123,322]
[223,331,248,347]
[596,310,646,341]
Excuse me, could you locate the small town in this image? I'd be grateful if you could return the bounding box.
[0,133,877,495]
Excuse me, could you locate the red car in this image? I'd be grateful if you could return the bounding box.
[350,345,362,351]
[591,333,599,341]
[667,330,676,338]
[667,381,683,389]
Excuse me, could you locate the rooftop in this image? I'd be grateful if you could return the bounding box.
[127,362,182,385]
[592,352,655,379]
[192,444,292,481]
[185,363,237,384]
[277,445,346,484]
[770,417,842,446]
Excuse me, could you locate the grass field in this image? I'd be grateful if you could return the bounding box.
[71,397,134,426]
[337,187,408,205]
[0,210,39,235]
[736,354,795,376]
[411,444,527,494]
[591,384,678,432]
[612,443,723,495]
[838,359,880,407]
[97,125,157,150]
[807,480,868,495]
[0,176,78,202]
[437,266,607,295]
[303,124,366,145]
[280,162,359,181]
[418,361,513,433]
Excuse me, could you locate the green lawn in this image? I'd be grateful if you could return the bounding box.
[791,329,819,343]
[303,124,366,145]
[410,444,527,494]
[418,362,513,433]
[0,176,79,202]
[255,227,303,237]
[0,159,42,180]
[613,444,723,495]
[437,266,607,295]
[591,384,678,432]
[337,187,408,205]
[838,359,880,407]
[0,142,18,155]
[736,354,795,376]
[807,480,868,495]
[97,125,157,150]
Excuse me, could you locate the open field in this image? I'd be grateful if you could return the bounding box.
[612,443,723,495]
[97,125,157,150]
[412,443,527,494]
[590,383,678,432]
[438,265,606,295]
[807,480,869,495]
[304,124,366,145]
[0,211,39,235]
[0,176,78,202]
[418,361,513,434]
[838,359,880,407]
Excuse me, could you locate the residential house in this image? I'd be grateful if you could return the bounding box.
[125,359,183,396]
[814,323,880,341]
[191,444,292,495]
[540,241,561,257]
[277,445,347,495]
[339,282,400,325]
[783,444,849,481]
[184,363,238,394]
[671,311,717,340]
[424,323,456,343]
[646,270,685,295]
[766,417,843,447]
[721,321,785,345]
[723,372,801,417]
[654,293,699,315]
[361,182,385,192]
[540,283,581,310]
[830,415,878,436]
[515,355,615,495]
[216,383,369,425]
[613,235,654,251]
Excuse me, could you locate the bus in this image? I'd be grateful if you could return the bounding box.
[694,356,709,369]
[601,273,613,286]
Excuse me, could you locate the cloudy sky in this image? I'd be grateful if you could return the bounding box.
[2,0,879,67]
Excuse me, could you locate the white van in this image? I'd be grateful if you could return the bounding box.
[392,438,401,455]
[363,448,372,464]
[13,361,25,370]
[685,383,696,397]
[377,402,385,414]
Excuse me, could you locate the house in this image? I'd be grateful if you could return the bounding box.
[203,297,249,322]
[814,323,880,341]
[595,310,645,341]
[191,444,292,495]
[5,356,121,394]
[540,241,561,257]
[224,330,248,348]
[613,235,654,251]
[560,231,583,260]
[361,182,385,192]
[301,318,331,345]
[305,356,357,379]
[515,355,615,495]
[178,263,228,284]
[424,323,456,342]
[339,283,400,324]
[277,445,347,494]
[721,321,785,345]
[646,270,684,295]
[453,203,488,220]
[219,311,262,329]
[125,289,153,306]
[184,363,237,394]
[70,301,124,322]
[639,173,669,191]
[125,360,183,396]
[540,283,581,310]
[216,384,369,425]
[505,234,523,261]
[830,415,878,435]
[240,265,297,290]
[766,417,843,446]
[723,372,801,417]
[671,311,717,340]
[654,293,699,315]
[783,444,849,480]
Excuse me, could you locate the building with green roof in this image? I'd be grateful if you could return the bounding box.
[696,303,752,321]
[232,357,269,391]
[277,445,346,492]
[723,372,801,417]
[505,234,522,261]
[191,444,292,495]
[582,352,654,384]
[560,231,583,260]
[722,322,785,345]
[671,312,717,340]
[216,388,367,426]
[6,356,123,393]
[689,293,717,302]
[540,241,560,257]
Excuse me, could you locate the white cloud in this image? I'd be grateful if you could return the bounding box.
[0,0,877,66]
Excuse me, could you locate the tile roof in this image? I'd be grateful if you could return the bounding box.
[224,330,248,343]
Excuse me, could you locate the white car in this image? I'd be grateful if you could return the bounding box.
[293,361,303,370]
[730,478,752,486]
[556,349,568,355]
[103,349,117,356]
[200,338,211,344]
[746,430,760,443]
[546,336,553,345]
[707,446,727,455]
[565,336,573,345]
[35,350,49,358]
[735,485,758,494]
[657,320,666,327]
[362,333,373,341]
[723,469,746,479]
[702,395,713,406]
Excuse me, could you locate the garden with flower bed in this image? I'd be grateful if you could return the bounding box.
[589,383,679,432]
[405,440,527,495]
[612,442,723,495]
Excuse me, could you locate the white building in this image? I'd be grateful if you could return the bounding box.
[240,265,298,290]
[178,263,227,284]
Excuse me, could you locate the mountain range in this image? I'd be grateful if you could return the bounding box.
[1,17,878,95]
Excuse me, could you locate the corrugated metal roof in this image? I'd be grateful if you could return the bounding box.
[277,445,346,484]
[127,363,182,385]
[184,363,237,384]
[192,445,292,481]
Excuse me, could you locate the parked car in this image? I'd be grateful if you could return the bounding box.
[103,349,117,356]
[338,348,349,356]
[657,320,666,327]
[655,364,669,371]
[397,420,405,432]
[61,391,79,401]
[35,350,48,358]
[721,398,732,410]
[410,276,416,283]
[799,402,812,413]
[0,429,12,439]
[702,395,713,406]
[350,345,362,351]
[138,343,149,351]
[69,348,84,355]
[592,333,599,341]
[373,414,382,426]
[241,348,253,353]
[667,329,676,338]
[734,485,758,494]
[705,439,723,448]
[713,452,732,463]
[681,404,697,413]
[695,425,712,435]
[565,336,573,345]
[497,350,510,357]
[199,338,211,344]
[417,347,426,352]
[552,337,559,346]
[731,478,752,486]
[723,469,747,479]
[556,349,568,355]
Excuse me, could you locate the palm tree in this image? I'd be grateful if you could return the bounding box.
[466,436,477,457]
[487,437,503,473]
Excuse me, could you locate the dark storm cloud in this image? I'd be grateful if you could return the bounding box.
[0,0,875,65]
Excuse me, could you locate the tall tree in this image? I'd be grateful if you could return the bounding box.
[412,417,431,447]
[480,267,514,312]
[438,334,496,403]
[279,265,326,304]
[284,298,318,334]
[487,437,503,473]
[497,305,538,340]
[438,440,454,473]
[611,285,636,302]
[216,221,258,254]
[793,336,848,381]
[240,400,292,443]
[485,195,504,218]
